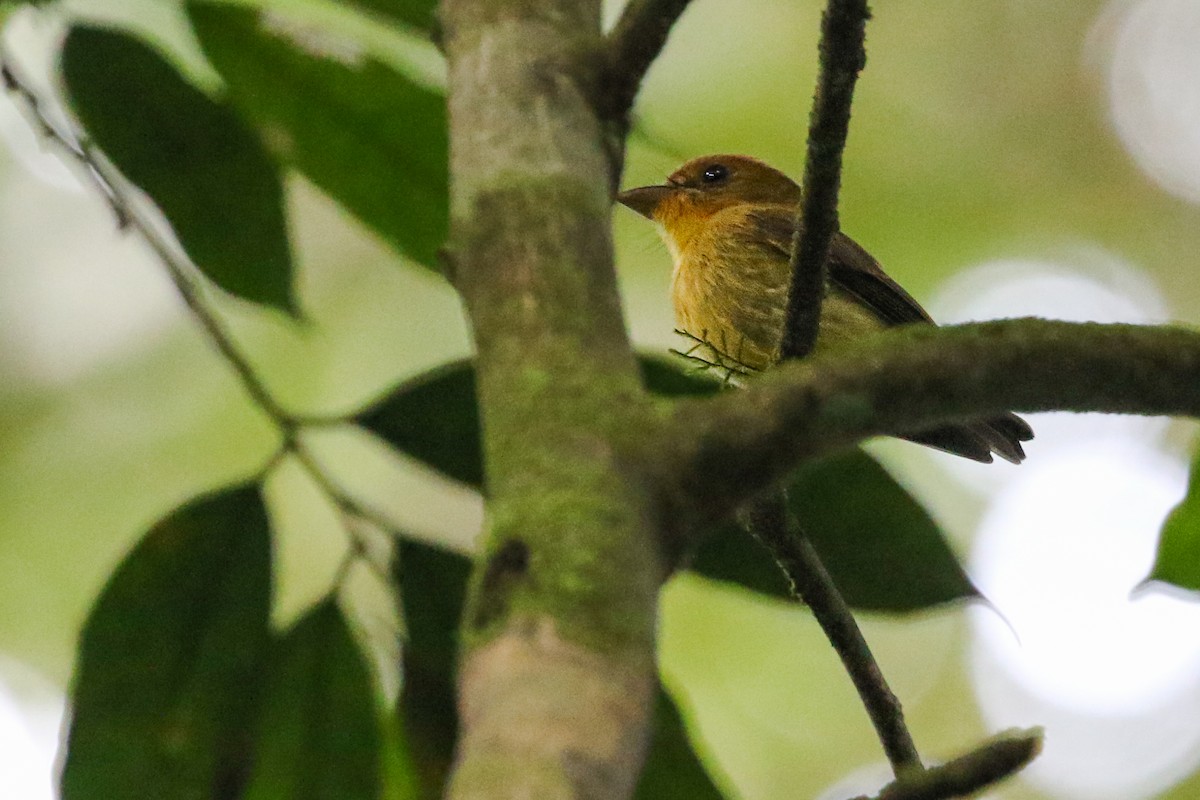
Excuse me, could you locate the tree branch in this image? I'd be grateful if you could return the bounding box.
[740,492,921,774]
[653,319,1200,531]
[781,0,870,358]
[602,0,694,130]
[853,728,1042,800]
[747,3,908,781]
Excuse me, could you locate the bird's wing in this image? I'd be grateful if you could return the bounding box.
[742,206,1034,464]
[744,206,932,327]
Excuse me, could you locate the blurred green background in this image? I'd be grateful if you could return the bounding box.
[2,0,1200,798]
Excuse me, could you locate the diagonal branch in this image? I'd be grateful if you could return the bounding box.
[650,318,1200,532]
[740,493,920,774]
[781,0,871,358]
[602,0,694,129]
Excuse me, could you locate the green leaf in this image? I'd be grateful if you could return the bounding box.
[189,3,449,269]
[688,524,792,600]
[61,26,295,312]
[344,0,438,32]
[61,484,273,800]
[635,688,730,800]
[244,600,383,800]
[361,359,481,488]
[1148,451,1200,592]
[693,450,979,612]
[638,355,725,397]
[788,449,978,611]
[394,538,468,797]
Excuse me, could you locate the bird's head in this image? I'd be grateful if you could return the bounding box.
[616,154,801,229]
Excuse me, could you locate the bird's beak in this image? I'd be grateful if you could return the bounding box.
[616,184,675,220]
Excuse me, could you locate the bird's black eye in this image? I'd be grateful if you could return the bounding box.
[701,164,728,184]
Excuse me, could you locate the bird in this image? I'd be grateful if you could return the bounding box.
[616,154,1033,464]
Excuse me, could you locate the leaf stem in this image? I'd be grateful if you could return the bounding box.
[1,42,393,583]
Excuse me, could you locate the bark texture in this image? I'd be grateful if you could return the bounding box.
[441,2,661,798]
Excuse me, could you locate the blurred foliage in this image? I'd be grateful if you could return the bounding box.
[61,25,295,312]
[635,688,731,800]
[242,599,387,800]
[60,484,412,800]
[343,0,438,33]
[0,1,1199,799]
[60,485,273,800]
[393,538,464,797]
[693,448,978,612]
[190,2,449,271]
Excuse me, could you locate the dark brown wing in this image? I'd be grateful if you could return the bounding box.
[827,234,933,327]
[745,206,931,327]
[745,206,1033,464]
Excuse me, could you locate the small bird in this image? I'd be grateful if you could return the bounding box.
[617,154,1033,464]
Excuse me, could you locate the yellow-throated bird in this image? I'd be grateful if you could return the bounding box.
[618,154,1032,464]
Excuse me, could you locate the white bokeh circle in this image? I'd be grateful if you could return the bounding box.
[969,441,1200,799]
[1098,0,1200,204]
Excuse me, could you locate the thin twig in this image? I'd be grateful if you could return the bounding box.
[0,49,130,229]
[850,728,1042,800]
[603,0,694,128]
[1,44,395,581]
[669,328,754,383]
[1,42,293,429]
[780,0,871,359]
[742,3,906,763]
[739,491,922,775]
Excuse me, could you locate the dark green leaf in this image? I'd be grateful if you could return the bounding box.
[639,355,724,397]
[361,359,481,488]
[1148,451,1200,593]
[789,449,977,611]
[635,688,730,800]
[688,524,792,600]
[61,484,272,800]
[244,600,383,800]
[189,3,449,269]
[62,26,294,312]
[693,450,978,612]
[344,0,438,32]
[380,712,422,800]
[394,539,469,798]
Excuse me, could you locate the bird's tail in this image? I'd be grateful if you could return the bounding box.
[903,412,1034,464]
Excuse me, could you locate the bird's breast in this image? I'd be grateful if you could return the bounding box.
[669,236,785,372]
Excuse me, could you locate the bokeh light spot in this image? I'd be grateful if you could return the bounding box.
[1096,0,1200,204]
[969,441,1200,799]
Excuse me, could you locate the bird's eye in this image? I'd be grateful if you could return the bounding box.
[701,164,728,184]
